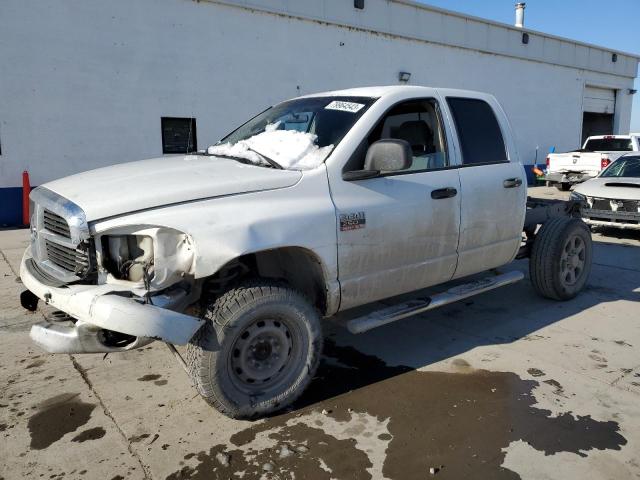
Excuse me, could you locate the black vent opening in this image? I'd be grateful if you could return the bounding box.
[43,209,71,238]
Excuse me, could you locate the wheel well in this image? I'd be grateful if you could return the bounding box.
[202,248,329,314]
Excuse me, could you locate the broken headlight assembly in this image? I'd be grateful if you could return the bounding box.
[98,227,195,289]
[101,234,154,282]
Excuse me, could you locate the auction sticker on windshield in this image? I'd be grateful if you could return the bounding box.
[325,101,365,113]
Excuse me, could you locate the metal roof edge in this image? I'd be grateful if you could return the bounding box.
[392,0,640,60]
[204,0,640,73]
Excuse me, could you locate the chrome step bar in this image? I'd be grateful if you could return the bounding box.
[347,270,524,334]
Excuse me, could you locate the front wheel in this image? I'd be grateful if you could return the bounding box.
[186,280,322,419]
[530,217,592,300]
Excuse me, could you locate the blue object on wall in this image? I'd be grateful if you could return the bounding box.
[0,187,25,227]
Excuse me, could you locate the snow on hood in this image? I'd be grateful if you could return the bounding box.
[42,155,302,221]
[574,177,640,201]
[207,125,334,170]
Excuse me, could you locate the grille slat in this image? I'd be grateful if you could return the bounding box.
[44,218,69,230]
[45,244,78,262]
[45,250,77,271]
[45,241,77,256]
[43,209,71,238]
[45,248,77,267]
[44,239,89,273]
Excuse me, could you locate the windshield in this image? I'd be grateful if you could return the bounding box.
[584,138,633,152]
[600,156,640,178]
[208,96,376,170]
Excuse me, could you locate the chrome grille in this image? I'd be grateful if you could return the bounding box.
[43,209,71,238]
[589,197,640,213]
[619,200,640,213]
[44,240,91,275]
[29,187,94,285]
[590,199,611,211]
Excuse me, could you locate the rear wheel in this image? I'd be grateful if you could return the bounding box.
[530,218,592,300]
[186,279,322,419]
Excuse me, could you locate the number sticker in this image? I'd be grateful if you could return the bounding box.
[325,101,365,113]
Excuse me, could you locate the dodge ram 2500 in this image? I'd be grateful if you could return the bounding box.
[20,86,592,418]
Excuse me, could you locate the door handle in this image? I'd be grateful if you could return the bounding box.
[503,177,523,188]
[431,187,458,199]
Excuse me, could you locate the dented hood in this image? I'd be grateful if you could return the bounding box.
[43,155,302,221]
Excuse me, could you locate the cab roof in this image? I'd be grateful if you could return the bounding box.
[300,85,486,100]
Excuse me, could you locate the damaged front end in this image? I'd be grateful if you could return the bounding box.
[21,187,204,354]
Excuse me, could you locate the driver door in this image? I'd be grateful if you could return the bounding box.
[328,98,461,311]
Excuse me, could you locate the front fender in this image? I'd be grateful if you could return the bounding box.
[91,168,340,313]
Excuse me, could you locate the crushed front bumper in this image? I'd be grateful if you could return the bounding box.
[29,316,154,354]
[20,248,204,353]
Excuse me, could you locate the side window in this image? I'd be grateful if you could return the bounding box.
[376,99,448,172]
[346,99,449,173]
[446,98,507,165]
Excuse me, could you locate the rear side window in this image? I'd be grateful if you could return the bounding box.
[447,98,507,165]
[584,138,633,152]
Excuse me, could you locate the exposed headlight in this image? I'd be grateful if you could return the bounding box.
[101,235,154,282]
[96,227,195,288]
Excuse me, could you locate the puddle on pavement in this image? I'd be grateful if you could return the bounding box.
[167,340,627,480]
[138,374,162,381]
[71,426,106,442]
[129,433,151,443]
[25,359,46,369]
[27,393,96,450]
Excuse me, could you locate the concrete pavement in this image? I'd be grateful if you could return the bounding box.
[1,186,639,479]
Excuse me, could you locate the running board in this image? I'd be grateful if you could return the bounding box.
[347,270,524,334]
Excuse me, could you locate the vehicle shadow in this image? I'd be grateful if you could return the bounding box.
[291,255,640,410]
[592,226,640,243]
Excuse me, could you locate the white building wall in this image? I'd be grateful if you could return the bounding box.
[0,0,637,195]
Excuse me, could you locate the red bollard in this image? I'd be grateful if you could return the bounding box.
[22,170,31,226]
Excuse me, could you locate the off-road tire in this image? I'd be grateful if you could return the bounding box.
[186,279,322,419]
[555,183,572,191]
[530,217,592,301]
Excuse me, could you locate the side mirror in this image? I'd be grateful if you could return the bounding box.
[365,139,412,172]
[342,139,412,181]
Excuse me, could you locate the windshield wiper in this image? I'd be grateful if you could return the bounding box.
[246,147,283,170]
[207,153,255,165]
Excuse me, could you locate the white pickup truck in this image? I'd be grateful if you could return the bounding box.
[545,135,640,190]
[20,86,592,418]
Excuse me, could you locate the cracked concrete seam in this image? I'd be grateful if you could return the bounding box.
[1,238,153,478]
[69,354,154,480]
[0,245,20,277]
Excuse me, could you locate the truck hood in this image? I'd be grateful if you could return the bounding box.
[574,177,640,200]
[43,155,302,221]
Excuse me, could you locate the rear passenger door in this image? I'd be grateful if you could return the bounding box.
[445,97,527,279]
